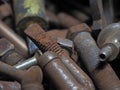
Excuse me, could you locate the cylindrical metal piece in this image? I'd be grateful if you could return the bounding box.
[97,22,120,61]
[39,51,84,90]
[57,13,81,28]
[14,50,42,70]
[98,0,114,27]
[0,21,28,57]
[68,24,120,90]
[93,64,120,90]
[24,23,95,90]
[90,0,100,20]
[14,56,37,70]
[13,0,47,34]
[73,32,100,72]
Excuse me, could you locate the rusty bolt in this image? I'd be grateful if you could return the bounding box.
[24,23,95,90]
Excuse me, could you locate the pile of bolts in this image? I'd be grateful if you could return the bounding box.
[0,0,120,90]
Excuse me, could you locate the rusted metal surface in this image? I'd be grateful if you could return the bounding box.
[21,66,44,90]
[0,61,24,81]
[0,38,24,65]
[93,64,120,90]
[47,29,68,39]
[67,23,91,39]
[3,52,24,65]
[0,21,28,57]
[57,13,81,28]
[47,11,81,28]
[70,10,89,22]
[46,30,77,60]
[0,61,44,90]
[39,51,85,90]
[13,0,47,34]
[0,81,21,90]
[68,23,120,90]
[24,23,95,90]
[0,1,119,89]
[0,3,12,19]
[0,38,14,57]
[97,22,120,61]
[46,10,59,25]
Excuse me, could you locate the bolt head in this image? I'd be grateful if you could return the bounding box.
[67,23,91,40]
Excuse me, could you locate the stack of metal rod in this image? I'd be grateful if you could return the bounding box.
[0,0,120,90]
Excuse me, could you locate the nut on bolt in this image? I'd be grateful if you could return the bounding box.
[24,23,95,90]
[67,23,91,40]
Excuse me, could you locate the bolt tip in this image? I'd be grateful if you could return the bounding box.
[24,23,44,39]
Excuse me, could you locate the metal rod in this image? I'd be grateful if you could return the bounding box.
[0,21,28,57]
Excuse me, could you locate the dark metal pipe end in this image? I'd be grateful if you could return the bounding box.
[99,45,112,62]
